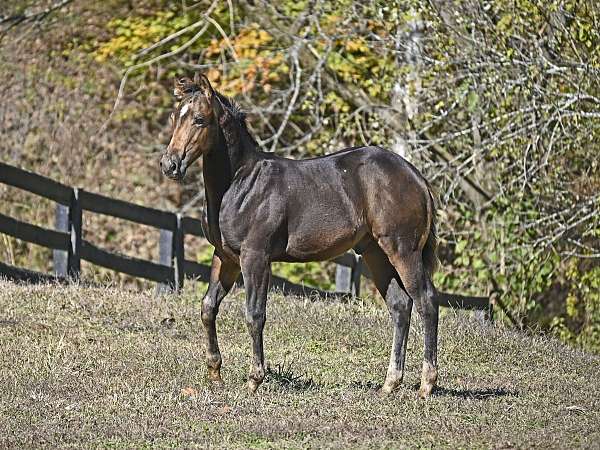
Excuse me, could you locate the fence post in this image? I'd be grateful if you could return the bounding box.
[475,300,494,324]
[485,292,496,322]
[335,263,352,294]
[350,255,362,298]
[67,188,82,279]
[173,213,184,293]
[53,203,69,277]
[157,214,184,294]
[157,229,174,294]
[335,254,362,298]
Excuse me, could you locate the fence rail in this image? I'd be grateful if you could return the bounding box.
[0,161,491,317]
[0,212,70,251]
[0,162,72,204]
[79,189,177,230]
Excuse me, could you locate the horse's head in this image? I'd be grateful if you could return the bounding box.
[160,73,221,180]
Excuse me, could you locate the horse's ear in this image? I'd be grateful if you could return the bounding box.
[173,77,193,100]
[194,73,213,98]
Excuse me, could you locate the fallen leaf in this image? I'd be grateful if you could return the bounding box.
[565,405,587,413]
[161,317,176,328]
[180,387,198,398]
[217,404,232,415]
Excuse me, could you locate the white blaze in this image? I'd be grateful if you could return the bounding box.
[180,103,190,118]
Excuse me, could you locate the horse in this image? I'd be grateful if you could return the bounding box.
[160,73,440,398]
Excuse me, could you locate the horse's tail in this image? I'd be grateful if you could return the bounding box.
[423,179,439,277]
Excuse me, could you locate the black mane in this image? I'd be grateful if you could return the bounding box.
[215,91,246,123]
[214,91,258,148]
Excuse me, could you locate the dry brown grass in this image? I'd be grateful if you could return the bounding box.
[0,279,599,448]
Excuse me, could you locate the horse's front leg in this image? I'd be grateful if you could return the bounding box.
[241,248,271,393]
[201,252,240,384]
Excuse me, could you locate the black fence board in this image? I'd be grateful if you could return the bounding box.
[81,240,173,283]
[0,212,70,251]
[183,260,212,281]
[0,162,72,205]
[0,261,65,284]
[183,260,347,299]
[332,253,356,268]
[79,190,176,230]
[270,274,345,299]
[181,216,205,237]
[436,292,489,310]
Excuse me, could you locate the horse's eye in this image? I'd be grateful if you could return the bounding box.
[193,114,205,127]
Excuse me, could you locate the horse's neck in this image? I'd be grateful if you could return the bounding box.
[202,128,258,242]
[225,122,259,175]
[203,137,231,239]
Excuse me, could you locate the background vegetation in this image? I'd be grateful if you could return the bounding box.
[1,0,598,351]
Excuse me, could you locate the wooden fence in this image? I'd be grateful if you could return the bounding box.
[0,162,492,317]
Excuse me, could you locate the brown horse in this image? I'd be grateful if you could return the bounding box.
[160,73,439,397]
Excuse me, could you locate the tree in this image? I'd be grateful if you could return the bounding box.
[2,0,599,350]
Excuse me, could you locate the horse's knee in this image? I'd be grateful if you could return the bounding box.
[206,352,221,369]
[201,309,216,328]
[201,298,218,326]
[245,310,266,334]
[414,290,437,318]
[385,279,412,313]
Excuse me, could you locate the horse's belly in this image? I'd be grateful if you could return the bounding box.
[284,221,365,262]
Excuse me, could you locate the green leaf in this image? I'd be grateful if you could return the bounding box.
[467,91,479,112]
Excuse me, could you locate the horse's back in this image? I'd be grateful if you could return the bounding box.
[271,146,431,260]
[302,145,432,245]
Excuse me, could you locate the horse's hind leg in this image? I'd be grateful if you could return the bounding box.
[361,243,413,394]
[378,238,439,398]
[201,252,240,384]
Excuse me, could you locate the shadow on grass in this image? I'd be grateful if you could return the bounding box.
[350,381,517,400]
[349,380,382,391]
[430,385,518,400]
[264,362,318,391]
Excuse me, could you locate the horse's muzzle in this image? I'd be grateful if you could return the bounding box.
[160,153,185,180]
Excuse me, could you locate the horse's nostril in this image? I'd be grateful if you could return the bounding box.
[170,161,177,173]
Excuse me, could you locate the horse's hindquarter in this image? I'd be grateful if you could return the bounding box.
[364,150,431,247]
[294,147,432,255]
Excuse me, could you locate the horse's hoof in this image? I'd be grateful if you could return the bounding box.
[247,379,261,394]
[209,378,225,389]
[417,384,434,399]
[380,381,399,396]
[380,371,402,396]
[379,387,393,397]
[418,362,437,398]
[207,368,223,386]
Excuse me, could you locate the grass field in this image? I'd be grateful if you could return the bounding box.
[0,280,598,449]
